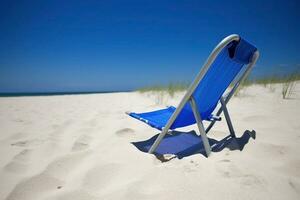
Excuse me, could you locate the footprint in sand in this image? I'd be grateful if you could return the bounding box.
[240,174,262,186]
[216,161,240,179]
[7,152,89,200]
[6,174,64,200]
[13,149,32,162]
[72,134,92,152]
[13,119,24,123]
[48,120,74,139]
[46,189,98,200]
[216,162,263,187]
[43,152,88,179]
[83,163,120,191]
[288,179,300,194]
[8,132,28,140]
[123,177,165,199]
[259,143,289,156]
[11,139,44,147]
[115,128,135,137]
[219,159,231,163]
[4,149,33,174]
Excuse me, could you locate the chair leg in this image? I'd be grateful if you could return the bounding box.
[220,97,236,138]
[190,97,211,157]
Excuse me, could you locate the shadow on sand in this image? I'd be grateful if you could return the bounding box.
[132,130,256,161]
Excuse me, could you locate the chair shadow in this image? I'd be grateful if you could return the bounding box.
[132,129,256,160]
[210,129,256,152]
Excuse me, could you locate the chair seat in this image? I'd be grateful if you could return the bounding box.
[129,105,221,130]
[129,106,177,130]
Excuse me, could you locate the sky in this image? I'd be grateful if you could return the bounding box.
[0,0,299,92]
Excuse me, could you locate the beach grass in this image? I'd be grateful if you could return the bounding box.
[237,73,300,98]
[138,73,300,100]
[138,82,189,97]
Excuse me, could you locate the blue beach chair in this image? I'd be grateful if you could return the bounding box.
[127,34,259,157]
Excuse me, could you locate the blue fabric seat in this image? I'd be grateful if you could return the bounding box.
[129,106,177,130]
[129,38,257,131]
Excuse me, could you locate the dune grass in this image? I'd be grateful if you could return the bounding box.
[138,82,189,97]
[137,73,300,100]
[235,73,300,98]
[253,74,300,85]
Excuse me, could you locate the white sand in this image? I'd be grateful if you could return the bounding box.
[0,83,300,200]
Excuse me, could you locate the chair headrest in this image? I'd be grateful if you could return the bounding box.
[227,38,257,64]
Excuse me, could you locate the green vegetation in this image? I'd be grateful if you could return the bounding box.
[235,73,300,98]
[137,73,300,99]
[253,74,300,86]
[138,82,189,97]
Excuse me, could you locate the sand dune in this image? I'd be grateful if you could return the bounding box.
[0,83,300,200]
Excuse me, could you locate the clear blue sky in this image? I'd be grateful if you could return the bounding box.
[0,0,299,92]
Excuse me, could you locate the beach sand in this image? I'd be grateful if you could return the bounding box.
[0,83,300,200]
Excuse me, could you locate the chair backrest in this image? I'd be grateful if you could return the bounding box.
[171,38,257,128]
